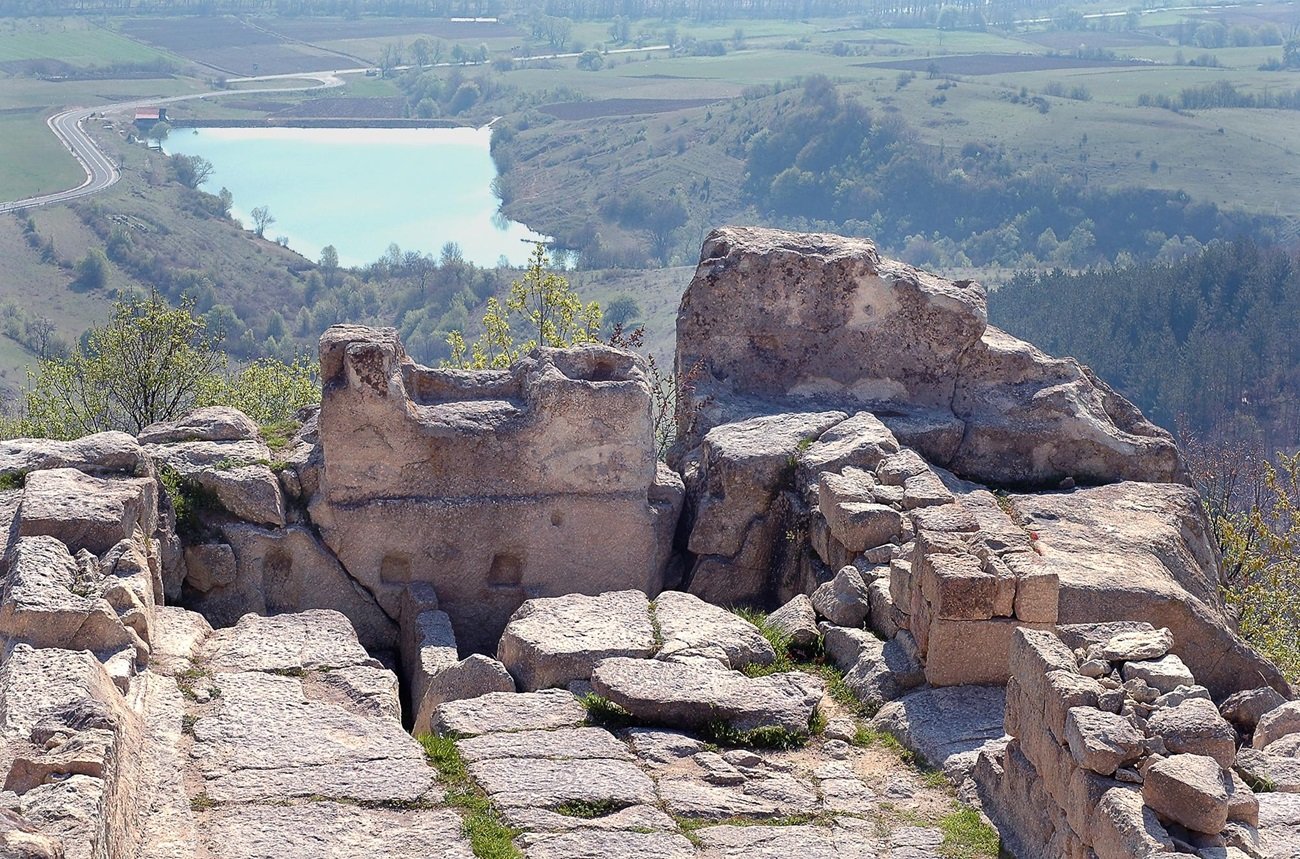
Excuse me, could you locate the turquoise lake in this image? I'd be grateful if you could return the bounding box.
[164,126,546,268]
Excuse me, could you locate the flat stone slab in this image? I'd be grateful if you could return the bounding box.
[456,727,633,762]
[433,690,587,737]
[657,773,820,819]
[190,672,434,804]
[653,590,775,670]
[521,830,697,859]
[869,684,1006,779]
[203,802,474,859]
[694,823,879,859]
[497,590,658,691]
[468,756,658,808]
[623,728,710,765]
[204,611,379,674]
[591,657,824,734]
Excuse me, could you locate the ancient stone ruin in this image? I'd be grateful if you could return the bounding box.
[0,226,1294,859]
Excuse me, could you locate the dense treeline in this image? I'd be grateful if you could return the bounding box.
[990,239,1300,450]
[1138,80,1300,112]
[736,77,1274,267]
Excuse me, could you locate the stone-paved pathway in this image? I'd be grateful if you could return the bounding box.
[435,690,962,859]
[135,608,475,859]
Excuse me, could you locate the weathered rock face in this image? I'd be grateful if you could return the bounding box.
[1012,482,1288,699]
[311,326,680,652]
[675,226,1181,487]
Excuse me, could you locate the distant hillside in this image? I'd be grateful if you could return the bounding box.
[990,239,1300,450]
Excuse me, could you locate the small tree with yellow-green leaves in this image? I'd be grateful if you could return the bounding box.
[445,243,601,369]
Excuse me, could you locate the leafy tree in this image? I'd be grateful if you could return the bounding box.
[170,154,214,189]
[250,206,275,238]
[577,49,604,71]
[22,293,226,438]
[319,245,340,284]
[1184,437,1300,681]
[208,355,319,426]
[604,295,642,331]
[445,243,601,369]
[72,249,109,292]
[146,121,171,144]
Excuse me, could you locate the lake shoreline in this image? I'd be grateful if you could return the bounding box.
[171,118,471,129]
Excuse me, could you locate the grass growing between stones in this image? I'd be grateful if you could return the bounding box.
[851,726,916,765]
[580,693,636,729]
[554,799,627,818]
[937,807,1001,858]
[700,720,808,750]
[419,734,522,859]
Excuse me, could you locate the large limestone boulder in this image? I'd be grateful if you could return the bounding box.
[496,591,658,691]
[312,328,678,652]
[138,407,260,444]
[589,656,824,734]
[18,468,156,557]
[143,430,284,527]
[1013,482,1289,699]
[0,433,150,480]
[674,226,1181,487]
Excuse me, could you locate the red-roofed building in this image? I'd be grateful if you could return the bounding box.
[133,107,166,127]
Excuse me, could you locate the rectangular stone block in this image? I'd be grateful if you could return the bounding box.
[1009,627,1078,701]
[1006,552,1060,624]
[920,552,1003,620]
[923,617,1053,686]
[1042,670,1104,740]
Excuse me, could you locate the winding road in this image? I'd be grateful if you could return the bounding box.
[0,44,670,215]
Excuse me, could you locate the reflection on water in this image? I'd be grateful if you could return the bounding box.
[165,126,547,268]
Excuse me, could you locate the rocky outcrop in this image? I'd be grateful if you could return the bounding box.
[311,326,681,652]
[675,226,1182,487]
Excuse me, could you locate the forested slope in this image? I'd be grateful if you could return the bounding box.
[990,239,1300,449]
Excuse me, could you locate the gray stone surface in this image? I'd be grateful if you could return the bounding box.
[657,772,819,819]
[653,590,776,670]
[869,684,1006,779]
[1142,754,1230,836]
[1063,706,1145,775]
[203,803,474,859]
[766,595,819,648]
[203,611,379,674]
[497,590,658,691]
[456,727,633,762]
[590,657,824,734]
[190,671,435,804]
[1256,702,1300,752]
[468,756,657,808]
[433,690,587,737]
[1122,653,1196,693]
[19,468,155,556]
[1220,687,1287,734]
[1148,698,1238,769]
[811,566,871,628]
[522,830,696,859]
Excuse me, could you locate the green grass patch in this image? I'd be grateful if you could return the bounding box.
[938,807,1001,858]
[700,719,808,750]
[259,419,300,452]
[553,798,627,818]
[730,607,795,675]
[420,734,522,859]
[580,693,636,729]
[0,469,29,491]
[0,112,84,201]
[189,791,214,811]
[852,726,915,764]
